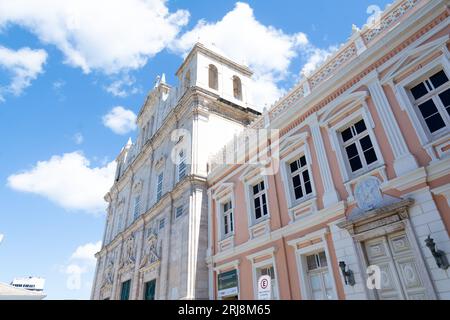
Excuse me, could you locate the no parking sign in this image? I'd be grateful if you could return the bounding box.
[257,275,271,300]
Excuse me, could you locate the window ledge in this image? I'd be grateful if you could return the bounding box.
[218,235,235,252]
[288,196,318,223]
[423,131,450,161]
[249,218,271,239]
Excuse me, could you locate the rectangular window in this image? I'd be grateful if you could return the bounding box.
[409,69,449,135]
[222,201,234,237]
[289,155,313,200]
[175,206,184,219]
[306,251,328,271]
[144,280,156,300]
[340,119,378,174]
[120,280,131,300]
[159,218,165,230]
[133,195,141,220]
[178,150,187,181]
[305,251,334,300]
[156,173,163,201]
[256,265,278,300]
[252,181,268,220]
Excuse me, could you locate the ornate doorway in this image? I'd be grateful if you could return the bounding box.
[363,231,429,299]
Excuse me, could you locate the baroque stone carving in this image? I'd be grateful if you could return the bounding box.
[100,254,115,299]
[140,230,160,269]
[120,234,136,269]
[103,256,115,286]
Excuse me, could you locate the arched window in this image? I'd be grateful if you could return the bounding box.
[208,64,218,90]
[233,76,242,100]
[184,70,191,91]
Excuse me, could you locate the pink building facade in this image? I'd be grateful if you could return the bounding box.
[207,0,450,300]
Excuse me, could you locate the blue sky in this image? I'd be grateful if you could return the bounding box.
[0,0,392,299]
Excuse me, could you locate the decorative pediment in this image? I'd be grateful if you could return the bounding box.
[279,132,309,157]
[381,35,449,84]
[154,155,166,170]
[132,179,144,193]
[337,198,413,241]
[213,183,234,200]
[318,91,368,125]
[238,165,264,183]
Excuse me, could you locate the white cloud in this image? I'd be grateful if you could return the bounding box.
[62,241,101,291]
[0,233,4,244]
[171,2,337,109]
[105,74,140,98]
[102,106,137,135]
[70,241,101,265]
[73,132,83,145]
[300,46,337,77]
[52,80,65,90]
[170,2,310,109]
[0,0,189,74]
[0,46,47,101]
[7,152,115,214]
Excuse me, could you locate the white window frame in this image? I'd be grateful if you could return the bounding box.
[395,56,450,147]
[208,64,219,91]
[213,183,235,244]
[214,260,240,300]
[289,230,338,300]
[177,150,187,182]
[328,107,384,182]
[280,144,316,208]
[156,172,163,202]
[133,195,141,220]
[222,200,234,238]
[247,248,279,300]
[250,180,269,223]
[175,205,184,220]
[158,217,165,230]
[114,206,124,236]
[408,71,450,137]
[232,75,243,101]
[242,173,270,227]
[339,118,379,174]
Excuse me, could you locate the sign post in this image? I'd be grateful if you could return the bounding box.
[257,275,272,300]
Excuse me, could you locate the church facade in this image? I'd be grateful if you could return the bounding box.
[92,0,450,300]
[90,43,259,300]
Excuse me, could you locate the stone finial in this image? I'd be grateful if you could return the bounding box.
[154,74,161,88]
[352,24,360,34]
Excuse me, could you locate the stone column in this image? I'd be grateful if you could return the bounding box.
[308,114,340,207]
[368,78,418,176]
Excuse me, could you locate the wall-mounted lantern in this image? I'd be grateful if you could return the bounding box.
[425,235,449,270]
[339,261,355,286]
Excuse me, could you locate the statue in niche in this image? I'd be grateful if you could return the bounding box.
[121,234,136,267]
[140,229,160,268]
[103,257,114,286]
